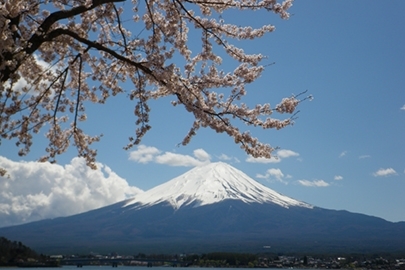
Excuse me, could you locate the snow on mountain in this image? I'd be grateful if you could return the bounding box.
[125,162,312,210]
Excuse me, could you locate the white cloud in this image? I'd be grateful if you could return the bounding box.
[246,156,280,164]
[268,168,284,180]
[155,152,210,167]
[373,168,397,177]
[129,145,211,167]
[129,145,161,163]
[246,149,299,164]
[0,156,143,227]
[334,175,343,180]
[359,155,371,159]
[256,168,287,184]
[218,154,232,161]
[193,149,211,162]
[277,150,299,158]
[339,151,347,158]
[401,104,405,110]
[298,179,329,187]
[217,154,240,163]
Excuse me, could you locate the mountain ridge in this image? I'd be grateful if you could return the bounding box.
[125,162,312,210]
[0,162,404,254]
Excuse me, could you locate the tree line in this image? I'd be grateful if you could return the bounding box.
[0,236,40,265]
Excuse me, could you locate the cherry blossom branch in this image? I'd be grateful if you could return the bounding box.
[0,0,302,166]
[0,0,126,83]
[112,4,128,49]
[45,28,159,81]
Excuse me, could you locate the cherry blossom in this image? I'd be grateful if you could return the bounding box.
[0,0,309,168]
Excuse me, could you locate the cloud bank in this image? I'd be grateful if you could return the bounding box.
[129,145,211,167]
[130,145,297,167]
[0,156,142,227]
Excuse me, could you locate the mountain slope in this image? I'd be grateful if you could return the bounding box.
[125,162,311,209]
[0,162,404,254]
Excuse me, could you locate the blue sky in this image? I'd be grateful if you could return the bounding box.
[1,1,404,226]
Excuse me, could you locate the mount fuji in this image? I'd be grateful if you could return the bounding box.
[125,162,311,210]
[0,162,404,254]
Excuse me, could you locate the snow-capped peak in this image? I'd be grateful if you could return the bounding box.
[125,162,312,210]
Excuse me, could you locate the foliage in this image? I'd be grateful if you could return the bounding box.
[0,0,308,167]
[0,236,39,265]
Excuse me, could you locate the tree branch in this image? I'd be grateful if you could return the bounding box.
[45,28,160,82]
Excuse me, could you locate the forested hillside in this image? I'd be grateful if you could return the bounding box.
[0,236,42,266]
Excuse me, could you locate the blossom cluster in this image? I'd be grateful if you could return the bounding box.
[0,0,304,166]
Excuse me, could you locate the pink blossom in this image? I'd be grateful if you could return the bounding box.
[0,0,309,167]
